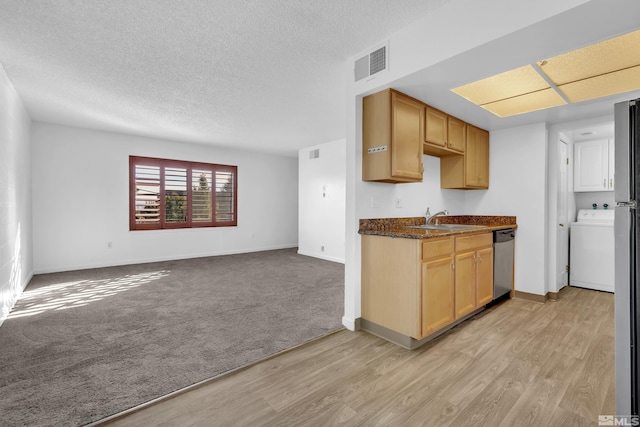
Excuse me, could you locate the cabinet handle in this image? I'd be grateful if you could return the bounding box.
[604,178,607,188]
[610,178,613,188]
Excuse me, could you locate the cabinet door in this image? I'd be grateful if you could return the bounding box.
[447,116,466,153]
[608,139,615,191]
[421,256,455,337]
[476,129,489,188]
[476,247,494,306]
[454,251,477,319]
[465,126,480,187]
[425,107,447,147]
[574,139,609,192]
[465,125,489,188]
[391,92,424,180]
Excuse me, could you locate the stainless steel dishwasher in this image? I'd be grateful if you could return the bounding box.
[493,229,515,299]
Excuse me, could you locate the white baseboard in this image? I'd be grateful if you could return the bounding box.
[296,250,345,264]
[569,280,614,293]
[0,271,33,328]
[342,316,357,331]
[33,244,299,274]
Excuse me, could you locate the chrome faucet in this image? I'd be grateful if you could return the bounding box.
[425,208,449,225]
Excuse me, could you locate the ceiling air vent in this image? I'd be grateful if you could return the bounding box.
[354,43,388,82]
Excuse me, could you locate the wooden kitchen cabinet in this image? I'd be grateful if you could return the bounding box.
[424,107,466,156]
[447,116,466,153]
[454,233,494,319]
[421,238,455,335]
[476,246,494,306]
[574,139,614,192]
[441,124,489,189]
[454,250,477,319]
[425,107,447,147]
[362,89,424,183]
[362,235,421,338]
[363,88,489,189]
[361,232,493,341]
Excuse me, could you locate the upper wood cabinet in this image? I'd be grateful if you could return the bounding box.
[362,89,424,183]
[425,107,447,147]
[424,107,466,156]
[441,124,489,189]
[362,88,489,189]
[447,116,466,153]
[574,139,614,192]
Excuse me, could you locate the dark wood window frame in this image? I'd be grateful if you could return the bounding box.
[129,156,237,230]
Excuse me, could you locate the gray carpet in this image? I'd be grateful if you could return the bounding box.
[0,248,344,426]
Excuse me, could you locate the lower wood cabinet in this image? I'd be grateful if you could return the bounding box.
[361,232,494,340]
[454,250,477,319]
[421,239,455,335]
[454,234,494,319]
[476,246,494,306]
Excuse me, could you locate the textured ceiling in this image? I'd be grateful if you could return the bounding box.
[0,0,450,155]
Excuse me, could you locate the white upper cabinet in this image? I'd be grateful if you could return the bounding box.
[573,139,614,192]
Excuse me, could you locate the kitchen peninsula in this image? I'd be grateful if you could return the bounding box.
[359,216,517,349]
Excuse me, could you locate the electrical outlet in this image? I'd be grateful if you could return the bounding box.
[321,246,325,252]
[107,241,112,249]
[371,196,380,208]
[395,198,403,208]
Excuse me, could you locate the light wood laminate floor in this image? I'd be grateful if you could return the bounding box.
[103,286,615,427]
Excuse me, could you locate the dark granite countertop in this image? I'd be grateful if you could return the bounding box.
[358,216,517,240]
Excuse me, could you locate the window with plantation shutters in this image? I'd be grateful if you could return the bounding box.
[130,156,237,230]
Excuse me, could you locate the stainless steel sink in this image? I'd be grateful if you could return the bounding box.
[407,224,487,230]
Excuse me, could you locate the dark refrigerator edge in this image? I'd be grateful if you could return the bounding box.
[614,98,640,416]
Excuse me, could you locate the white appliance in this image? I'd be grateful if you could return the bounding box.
[569,209,615,292]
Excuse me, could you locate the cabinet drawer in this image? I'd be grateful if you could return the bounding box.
[455,233,492,252]
[422,237,454,260]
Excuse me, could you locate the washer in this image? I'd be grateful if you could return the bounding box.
[569,209,615,293]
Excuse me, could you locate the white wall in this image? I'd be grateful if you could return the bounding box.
[466,123,548,296]
[574,192,615,212]
[0,65,32,325]
[344,0,591,330]
[298,139,346,263]
[352,0,591,96]
[32,123,298,273]
[356,154,466,220]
